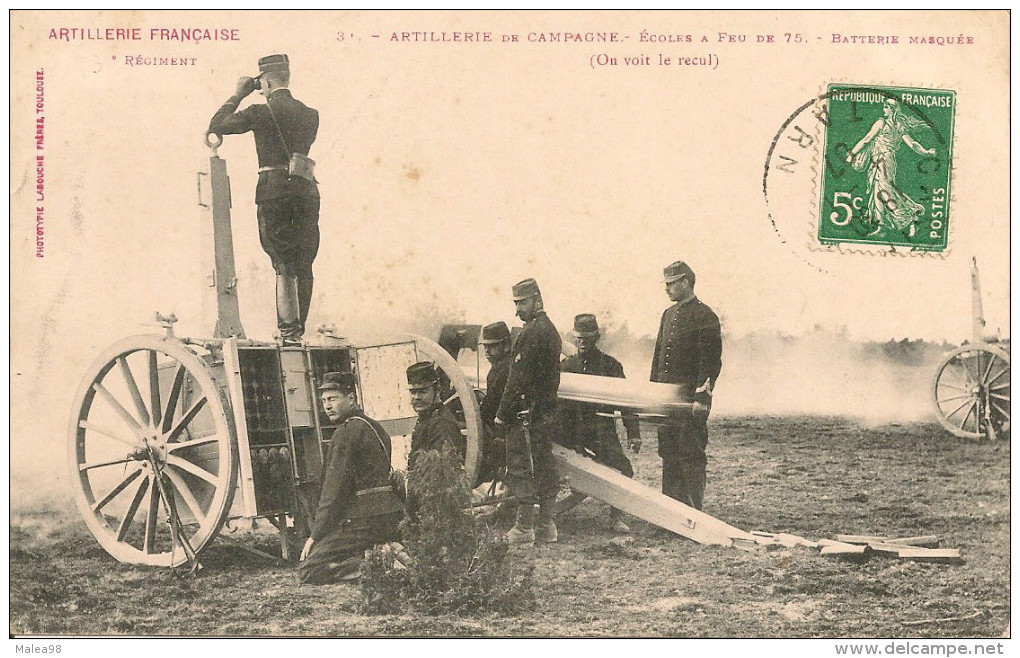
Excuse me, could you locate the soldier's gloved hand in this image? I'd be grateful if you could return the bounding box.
[494,416,504,427]
[300,537,314,561]
[692,400,710,422]
[628,436,642,454]
[235,76,257,98]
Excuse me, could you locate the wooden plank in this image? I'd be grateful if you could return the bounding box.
[775,533,820,549]
[867,542,908,557]
[885,535,940,548]
[835,534,889,544]
[553,444,752,546]
[819,542,872,560]
[897,548,963,564]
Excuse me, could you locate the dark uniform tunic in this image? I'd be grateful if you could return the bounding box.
[477,354,511,485]
[208,88,320,332]
[298,408,403,584]
[496,311,561,504]
[650,296,722,510]
[559,349,639,478]
[408,403,466,472]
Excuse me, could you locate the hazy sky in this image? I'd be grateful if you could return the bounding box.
[10,11,1011,488]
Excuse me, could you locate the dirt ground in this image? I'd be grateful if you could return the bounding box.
[10,415,1010,637]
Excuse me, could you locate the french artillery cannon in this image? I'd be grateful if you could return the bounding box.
[931,258,1010,440]
[68,136,484,568]
[69,135,752,570]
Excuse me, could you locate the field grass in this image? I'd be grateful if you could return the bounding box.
[10,416,1010,637]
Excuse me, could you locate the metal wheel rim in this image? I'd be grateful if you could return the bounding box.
[405,334,484,486]
[68,335,238,566]
[932,344,1010,440]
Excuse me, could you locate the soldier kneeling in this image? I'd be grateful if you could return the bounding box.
[298,372,404,584]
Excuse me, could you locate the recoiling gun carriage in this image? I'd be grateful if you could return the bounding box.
[68,134,753,570]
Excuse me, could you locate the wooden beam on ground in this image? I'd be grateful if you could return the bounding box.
[835,534,889,544]
[886,535,940,547]
[897,548,963,564]
[552,444,753,546]
[818,540,872,561]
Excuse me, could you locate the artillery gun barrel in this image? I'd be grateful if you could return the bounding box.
[468,371,695,415]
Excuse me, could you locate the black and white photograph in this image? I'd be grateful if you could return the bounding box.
[9,9,1011,646]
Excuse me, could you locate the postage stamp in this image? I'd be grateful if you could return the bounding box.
[817,84,956,252]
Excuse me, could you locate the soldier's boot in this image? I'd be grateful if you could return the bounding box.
[505,504,535,546]
[609,507,631,534]
[276,274,302,344]
[296,271,314,338]
[535,499,558,544]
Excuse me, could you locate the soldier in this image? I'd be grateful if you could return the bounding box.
[559,313,642,533]
[298,372,404,584]
[495,278,562,546]
[208,54,320,344]
[478,321,512,483]
[477,321,515,525]
[406,361,466,472]
[650,261,722,511]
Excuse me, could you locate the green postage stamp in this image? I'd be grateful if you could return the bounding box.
[818,84,956,251]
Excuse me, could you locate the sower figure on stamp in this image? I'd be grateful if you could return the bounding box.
[208,54,320,344]
[298,372,404,585]
[559,313,642,534]
[477,321,515,526]
[651,261,722,511]
[495,278,562,546]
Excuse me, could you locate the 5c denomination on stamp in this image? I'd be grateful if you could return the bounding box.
[818,84,955,252]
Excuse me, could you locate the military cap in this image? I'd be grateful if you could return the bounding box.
[511,278,541,301]
[406,361,439,390]
[572,313,600,338]
[258,54,290,73]
[663,260,695,285]
[480,321,511,344]
[318,371,357,394]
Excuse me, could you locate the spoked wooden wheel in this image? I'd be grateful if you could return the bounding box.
[408,334,484,486]
[932,344,1010,440]
[69,335,238,566]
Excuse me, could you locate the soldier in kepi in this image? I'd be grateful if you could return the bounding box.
[559,313,642,533]
[208,54,320,345]
[477,321,514,525]
[406,361,466,472]
[651,261,722,511]
[298,372,404,585]
[495,278,562,546]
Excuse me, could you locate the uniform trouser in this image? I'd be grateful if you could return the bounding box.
[257,196,320,337]
[588,424,635,478]
[298,512,401,585]
[657,415,708,510]
[504,412,559,506]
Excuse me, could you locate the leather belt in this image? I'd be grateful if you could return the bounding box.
[355,485,393,497]
[257,165,287,173]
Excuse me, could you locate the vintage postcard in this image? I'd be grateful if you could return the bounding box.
[9,10,1010,645]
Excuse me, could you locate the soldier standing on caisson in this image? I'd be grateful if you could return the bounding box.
[651,261,722,511]
[559,313,642,533]
[208,54,320,344]
[298,372,403,584]
[495,278,562,546]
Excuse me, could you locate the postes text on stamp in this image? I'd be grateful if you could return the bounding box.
[818,84,955,252]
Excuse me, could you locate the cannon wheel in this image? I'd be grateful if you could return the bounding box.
[407,334,484,486]
[68,335,238,566]
[932,344,1011,440]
